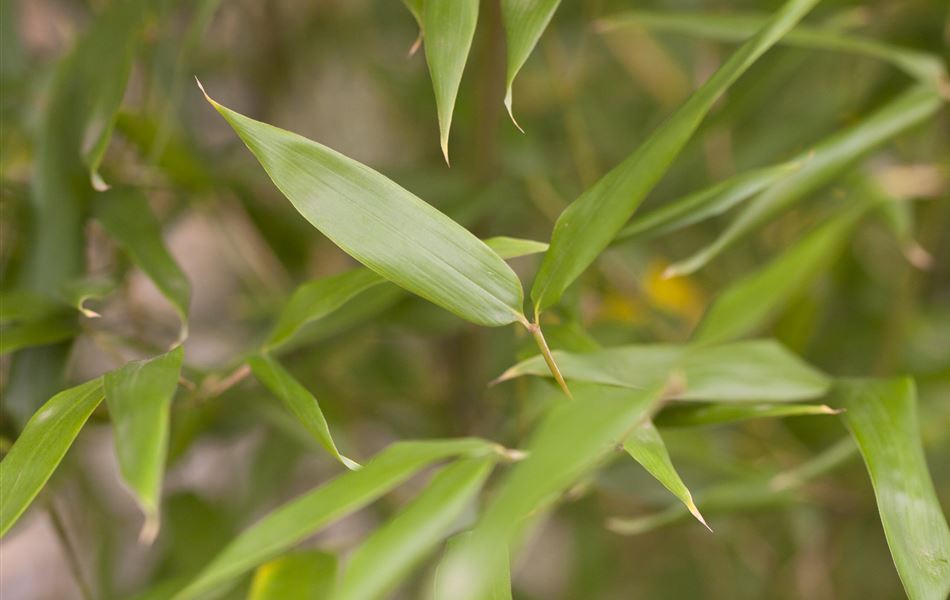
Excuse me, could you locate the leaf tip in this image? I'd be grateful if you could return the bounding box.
[408,32,422,57]
[138,514,160,545]
[686,497,712,532]
[440,136,451,167]
[504,89,525,134]
[340,455,362,471]
[91,171,110,192]
[903,242,934,270]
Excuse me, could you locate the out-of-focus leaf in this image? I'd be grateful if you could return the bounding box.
[104,347,183,541]
[249,551,337,600]
[530,0,820,313]
[692,204,868,344]
[598,11,947,85]
[174,438,501,600]
[0,312,78,355]
[831,378,950,600]
[438,381,671,600]
[0,378,104,536]
[59,276,116,318]
[496,339,828,402]
[401,0,424,27]
[655,402,839,428]
[666,85,943,277]
[501,0,562,127]
[613,161,801,244]
[0,290,61,323]
[93,187,191,342]
[200,85,527,329]
[423,0,478,163]
[624,421,708,529]
[335,457,495,600]
[435,533,512,600]
[265,236,546,351]
[247,354,359,470]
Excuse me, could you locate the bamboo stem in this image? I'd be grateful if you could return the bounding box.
[527,321,573,399]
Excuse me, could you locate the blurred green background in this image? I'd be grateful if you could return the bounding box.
[1,0,948,598]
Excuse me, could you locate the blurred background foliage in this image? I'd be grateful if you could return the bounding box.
[1,0,948,598]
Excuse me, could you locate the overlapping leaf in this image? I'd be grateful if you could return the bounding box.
[501,0,562,126]
[249,551,337,600]
[655,402,838,428]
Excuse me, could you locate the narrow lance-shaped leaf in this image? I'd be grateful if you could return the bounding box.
[174,438,502,600]
[423,0,478,164]
[435,533,513,600]
[692,203,869,344]
[104,346,184,542]
[199,83,527,329]
[665,85,943,277]
[624,421,709,529]
[654,402,839,428]
[0,378,105,537]
[247,354,359,470]
[334,457,496,600]
[265,236,547,351]
[531,0,821,313]
[501,0,562,128]
[438,381,672,600]
[93,187,191,343]
[249,551,337,600]
[0,312,78,356]
[59,276,116,318]
[830,379,950,600]
[496,339,829,402]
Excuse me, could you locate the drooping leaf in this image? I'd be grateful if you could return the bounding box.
[93,187,191,342]
[692,204,868,344]
[59,276,116,318]
[438,381,671,600]
[247,354,359,470]
[104,346,184,541]
[654,402,839,428]
[496,339,829,402]
[665,85,943,277]
[334,457,495,600]
[530,0,820,313]
[830,378,950,600]
[249,551,337,600]
[624,421,708,529]
[174,438,501,600]
[501,0,562,127]
[423,0,479,163]
[0,378,105,536]
[265,236,547,350]
[199,84,527,329]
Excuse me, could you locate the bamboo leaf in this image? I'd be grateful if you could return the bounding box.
[501,0,562,127]
[438,381,671,600]
[247,354,359,470]
[104,346,184,542]
[334,457,495,600]
[530,0,820,313]
[496,339,829,402]
[93,187,191,342]
[59,276,116,318]
[199,84,527,329]
[665,85,943,277]
[0,312,78,356]
[249,551,337,600]
[624,421,708,529]
[831,378,950,600]
[0,378,105,536]
[174,438,501,600]
[423,0,479,164]
[265,237,546,351]
[654,402,839,428]
[435,533,512,600]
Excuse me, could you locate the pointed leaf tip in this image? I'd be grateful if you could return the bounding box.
[504,90,525,134]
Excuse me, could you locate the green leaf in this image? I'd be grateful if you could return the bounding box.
[501,0,562,127]
[247,354,359,470]
[249,551,337,600]
[174,438,501,600]
[692,205,867,344]
[199,84,527,329]
[93,187,191,342]
[265,237,547,351]
[438,381,671,600]
[401,0,424,28]
[654,402,839,428]
[59,276,116,318]
[665,85,943,277]
[613,161,801,244]
[423,0,478,163]
[435,533,512,600]
[830,378,950,600]
[624,421,708,529]
[0,378,105,537]
[530,0,820,313]
[597,10,947,85]
[0,312,78,356]
[104,346,184,541]
[334,457,495,600]
[496,339,829,402]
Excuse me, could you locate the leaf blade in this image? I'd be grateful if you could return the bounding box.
[501,0,562,125]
